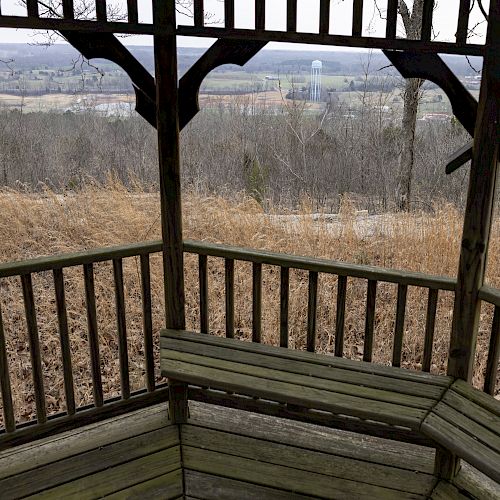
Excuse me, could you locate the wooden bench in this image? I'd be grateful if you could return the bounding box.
[160,330,500,483]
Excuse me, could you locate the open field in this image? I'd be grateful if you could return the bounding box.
[0,184,498,425]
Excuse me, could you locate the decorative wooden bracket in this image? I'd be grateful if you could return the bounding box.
[383,50,477,174]
[61,31,266,131]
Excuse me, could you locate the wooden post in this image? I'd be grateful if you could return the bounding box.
[443,1,500,479]
[153,0,188,423]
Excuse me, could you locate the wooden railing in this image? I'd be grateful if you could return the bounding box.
[0,239,498,447]
[0,0,488,56]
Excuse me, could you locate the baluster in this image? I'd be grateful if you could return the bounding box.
[53,268,75,415]
[255,0,265,29]
[287,0,297,32]
[363,280,377,362]
[113,259,130,400]
[21,274,46,424]
[422,288,438,372]
[252,263,262,343]
[199,255,208,334]
[224,0,234,29]
[386,0,398,38]
[62,0,74,19]
[127,0,138,24]
[96,0,107,21]
[307,272,319,352]
[0,303,15,432]
[352,0,363,36]
[456,0,471,44]
[83,264,104,408]
[319,0,330,34]
[335,275,347,357]
[484,306,500,395]
[392,284,408,367]
[225,258,235,338]
[280,267,290,348]
[194,0,204,27]
[140,254,155,392]
[421,0,434,41]
[26,0,39,17]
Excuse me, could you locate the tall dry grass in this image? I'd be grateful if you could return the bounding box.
[0,181,498,425]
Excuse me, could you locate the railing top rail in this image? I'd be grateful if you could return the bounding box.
[0,240,163,278]
[479,285,500,307]
[184,240,457,291]
[0,239,457,291]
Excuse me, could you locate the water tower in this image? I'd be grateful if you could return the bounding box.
[310,60,322,102]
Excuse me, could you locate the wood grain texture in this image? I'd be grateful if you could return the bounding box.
[307,271,318,352]
[199,254,209,334]
[280,267,289,348]
[252,262,262,343]
[225,258,234,338]
[140,254,155,392]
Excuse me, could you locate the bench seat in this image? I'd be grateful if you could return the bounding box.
[421,380,500,483]
[160,330,452,433]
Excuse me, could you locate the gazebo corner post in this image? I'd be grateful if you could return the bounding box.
[153,0,188,423]
[442,1,500,480]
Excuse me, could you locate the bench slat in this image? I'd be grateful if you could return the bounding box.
[452,380,500,417]
[421,413,500,483]
[161,329,451,387]
[161,358,427,428]
[161,337,445,400]
[432,401,500,452]
[162,348,437,410]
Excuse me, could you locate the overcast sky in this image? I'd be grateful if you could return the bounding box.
[0,0,489,50]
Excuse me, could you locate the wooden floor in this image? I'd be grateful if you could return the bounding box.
[0,402,497,499]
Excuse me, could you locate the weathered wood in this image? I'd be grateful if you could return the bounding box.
[113,258,130,400]
[449,2,500,382]
[199,254,209,334]
[53,268,76,415]
[224,0,234,29]
[431,479,469,499]
[252,262,262,343]
[352,0,364,36]
[161,329,453,386]
[335,275,347,357]
[255,0,265,30]
[287,0,297,32]
[307,271,318,352]
[62,0,74,19]
[484,306,500,395]
[83,263,103,408]
[183,446,425,499]
[225,258,234,338]
[185,240,456,291]
[31,447,181,499]
[280,267,289,348]
[445,140,473,174]
[154,0,186,330]
[479,285,500,307]
[386,0,398,38]
[127,0,138,24]
[319,0,330,34]
[162,337,446,399]
[168,380,189,424]
[21,274,46,424]
[105,469,183,499]
[194,0,204,27]
[140,254,155,392]
[95,0,107,21]
[456,0,471,45]
[0,305,15,433]
[183,426,435,494]
[423,288,438,372]
[0,426,179,498]
[393,284,408,367]
[364,280,377,362]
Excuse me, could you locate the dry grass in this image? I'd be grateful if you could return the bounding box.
[0,181,498,425]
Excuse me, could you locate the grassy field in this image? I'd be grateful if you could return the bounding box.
[0,184,498,424]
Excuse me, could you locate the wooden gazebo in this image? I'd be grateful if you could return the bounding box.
[0,1,498,498]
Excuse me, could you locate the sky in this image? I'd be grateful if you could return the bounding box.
[0,0,490,50]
